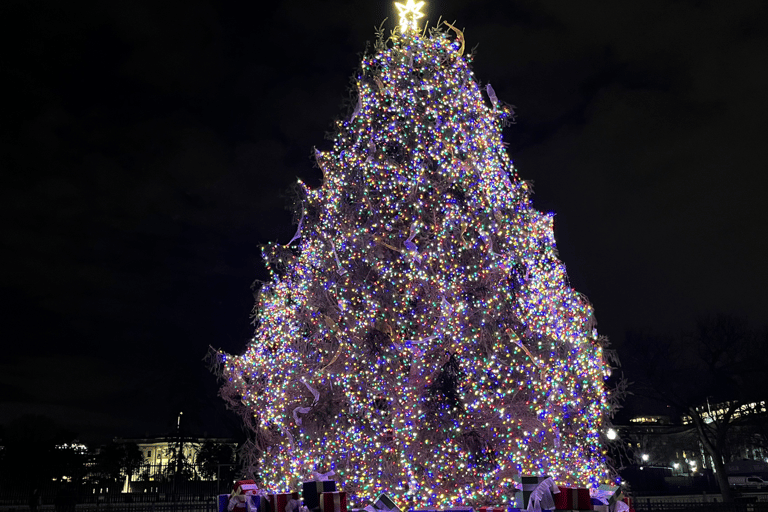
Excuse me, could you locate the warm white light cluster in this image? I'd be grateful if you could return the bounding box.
[395,0,425,33]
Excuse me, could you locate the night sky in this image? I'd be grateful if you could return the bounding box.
[2,0,767,444]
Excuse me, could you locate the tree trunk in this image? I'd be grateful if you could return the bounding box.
[711,454,733,502]
[689,408,733,502]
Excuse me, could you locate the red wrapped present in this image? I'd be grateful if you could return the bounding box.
[268,493,300,512]
[320,492,347,512]
[233,480,259,497]
[303,480,336,511]
[230,480,260,512]
[554,487,592,510]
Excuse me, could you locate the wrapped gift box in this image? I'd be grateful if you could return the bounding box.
[234,480,259,494]
[597,485,623,505]
[303,480,336,511]
[269,492,300,512]
[219,495,230,512]
[247,496,267,512]
[515,475,557,510]
[512,475,550,509]
[320,492,347,512]
[230,481,260,512]
[611,497,633,512]
[554,487,592,510]
[366,494,401,512]
[233,480,259,504]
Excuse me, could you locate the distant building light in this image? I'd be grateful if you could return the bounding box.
[54,442,88,454]
[681,400,767,425]
[629,415,670,424]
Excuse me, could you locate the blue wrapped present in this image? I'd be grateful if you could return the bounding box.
[219,495,230,512]
[247,496,267,512]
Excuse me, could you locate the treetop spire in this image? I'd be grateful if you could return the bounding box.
[395,0,425,33]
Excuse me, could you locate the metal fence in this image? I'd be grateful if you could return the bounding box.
[0,503,216,512]
[7,489,768,512]
[636,504,768,512]
[5,502,768,512]
[5,499,768,512]
[633,495,768,512]
[0,483,223,511]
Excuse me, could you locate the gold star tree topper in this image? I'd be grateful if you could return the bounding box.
[395,0,425,33]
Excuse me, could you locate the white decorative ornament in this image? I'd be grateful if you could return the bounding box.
[486,83,499,110]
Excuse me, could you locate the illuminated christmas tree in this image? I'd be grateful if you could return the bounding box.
[214,3,613,507]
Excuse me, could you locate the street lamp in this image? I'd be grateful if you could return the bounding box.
[174,411,184,493]
[606,428,617,440]
[641,453,649,462]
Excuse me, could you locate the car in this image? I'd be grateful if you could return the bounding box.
[728,476,768,490]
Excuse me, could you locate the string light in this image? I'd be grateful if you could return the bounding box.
[216,22,611,509]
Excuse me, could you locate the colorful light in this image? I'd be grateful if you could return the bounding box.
[215,22,612,509]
